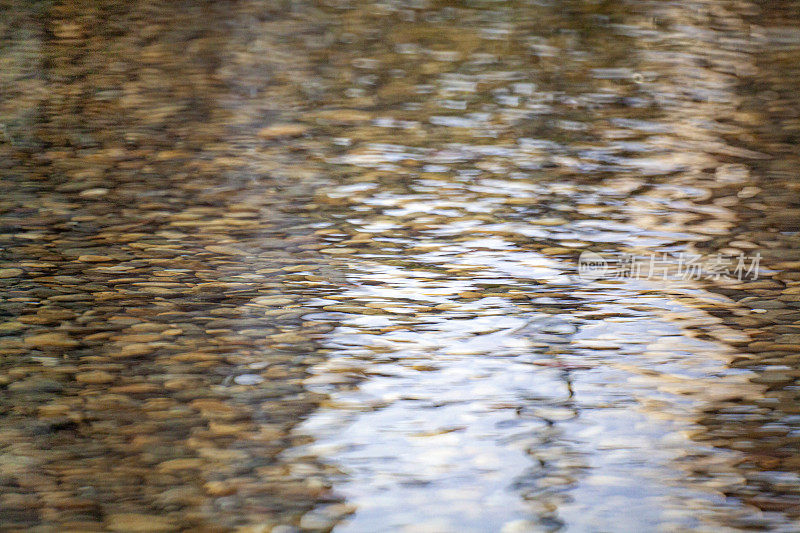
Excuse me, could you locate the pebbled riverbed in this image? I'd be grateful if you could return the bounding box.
[2,0,800,531]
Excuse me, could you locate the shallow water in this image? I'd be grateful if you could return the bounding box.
[2,0,800,531]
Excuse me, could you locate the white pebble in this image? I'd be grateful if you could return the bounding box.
[234,374,265,385]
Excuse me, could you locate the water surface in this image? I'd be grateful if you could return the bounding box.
[2,0,800,531]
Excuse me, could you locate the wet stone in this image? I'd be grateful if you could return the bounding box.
[105,513,180,533]
[257,124,310,140]
[0,322,25,335]
[0,268,23,278]
[233,374,265,386]
[298,511,335,531]
[23,333,79,349]
[8,378,65,394]
[75,370,115,384]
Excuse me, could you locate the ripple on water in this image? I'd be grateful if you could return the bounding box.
[4,0,800,531]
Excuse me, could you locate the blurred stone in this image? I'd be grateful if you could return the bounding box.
[257,124,309,140]
[105,513,179,533]
[24,333,78,348]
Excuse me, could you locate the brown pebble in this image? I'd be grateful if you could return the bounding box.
[203,480,237,496]
[156,458,204,473]
[75,371,115,384]
[257,123,309,139]
[109,383,160,394]
[105,513,179,533]
[113,344,156,358]
[0,268,23,278]
[24,333,79,348]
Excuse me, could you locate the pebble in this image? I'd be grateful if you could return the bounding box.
[204,245,248,256]
[79,187,110,198]
[203,481,237,496]
[105,513,179,533]
[0,321,25,334]
[319,247,359,254]
[269,526,300,533]
[114,343,156,358]
[233,374,265,386]
[750,373,793,385]
[207,421,253,436]
[77,255,114,262]
[8,378,64,393]
[75,371,115,384]
[156,458,204,472]
[252,297,294,306]
[257,123,310,139]
[314,109,372,123]
[299,511,334,530]
[109,383,160,394]
[23,333,79,348]
[0,268,23,278]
